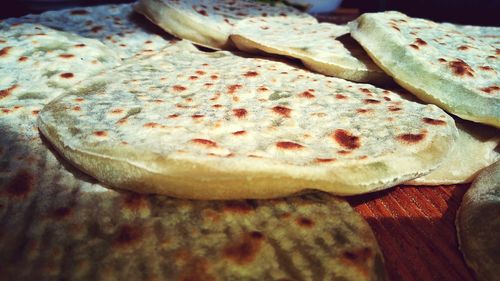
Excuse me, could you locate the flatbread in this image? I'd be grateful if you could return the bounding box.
[0,23,121,109]
[0,3,180,59]
[0,149,387,281]
[134,0,315,49]
[230,20,390,84]
[38,45,457,199]
[406,120,499,185]
[456,160,500,281]
[0,14,386,281]
[134,0,389,83]
[350,11,500,128]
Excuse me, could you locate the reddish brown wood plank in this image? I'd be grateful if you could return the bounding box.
[348,185,475,281]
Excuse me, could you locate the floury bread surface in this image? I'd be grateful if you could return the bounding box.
[39,45,457,199]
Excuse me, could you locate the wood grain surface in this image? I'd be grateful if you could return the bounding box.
[348,185,476,281]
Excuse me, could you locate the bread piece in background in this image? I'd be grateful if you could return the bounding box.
[351,11,500,127]
[457,160,500,281]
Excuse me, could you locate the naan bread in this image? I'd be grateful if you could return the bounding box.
[38,45,457,199]
[407,120,499,185]
[0,3,179,59]
[230,20,390,84]
[350,11,500,127]
[0,23,121,110]
[134,0,315,49]
[456,161,500,281]
[134,0,389,83]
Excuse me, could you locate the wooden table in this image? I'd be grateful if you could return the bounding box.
[348,185,475,281]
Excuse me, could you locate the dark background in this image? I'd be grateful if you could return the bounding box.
[1,0,499,26]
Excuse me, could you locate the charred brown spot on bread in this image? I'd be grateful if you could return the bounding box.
[60,72,74,78]
[195,70,206,75]
[0,46,12,57]
[224,201,254,214]
[192,138,217,147]
[90,26,103,33]
[342,247,373,263]
[70,9,89,15]
[59,53,75,59]
[449,59,474,77]
[74,43,86,48]
[114,225,142,247]
[299,90,315,98]
[397,132,426,144]
[6,170,33,197]
[227,84,242,94]
[196,8,208,16]
[233,108,247,118]
[189,75,198,80]
[168,113,179,118]
[51,207,72,219]
[481,85,499,94]
[243,71,259,77]
[356,108,373,114]
[333,129,360,150]
[18,56,28,62]
[258,86,268,92]
[423,117,446,125]
[315,158,336,163]
[0,84,17,99]
[359,88,372,94]
[364,99,381,104]
[272,106,291,118]
[409,44,419,50]
[232,130,246,136]
[296,217,314,228]
[31,110,39,116]
[457,45,470,51]
[123,193,148,211]
[276,141,303,150]
[210,74,218,80]
[223,232,264,265]
[479,66,494,72]
[93,130,107,137]
[438,58,447,63]
[173,85,187,92]
[72,106,81,111]
[336,94,347,99]
[144,122,163,128]
[415,38,427,46]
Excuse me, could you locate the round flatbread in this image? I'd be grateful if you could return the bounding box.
[456,161,500,281]
[134,0,388,83]
[38,45,457,199]
[0,23,121,109]
[406,120,499,185]
[350,11,500,127]
[0,3,180,59]
[230,20,390,84]
[134,0,315,49]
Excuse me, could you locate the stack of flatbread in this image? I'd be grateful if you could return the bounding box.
[0,0,498,280]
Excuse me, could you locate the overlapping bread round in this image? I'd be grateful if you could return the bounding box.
[0,23,121,109]
[230,19,390,84]
[1,3,180,59]
[350,11,500,127]
[406,120,499,185]
[134,0,315,49]
[456,161,500,281]
[38,45,458,199]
